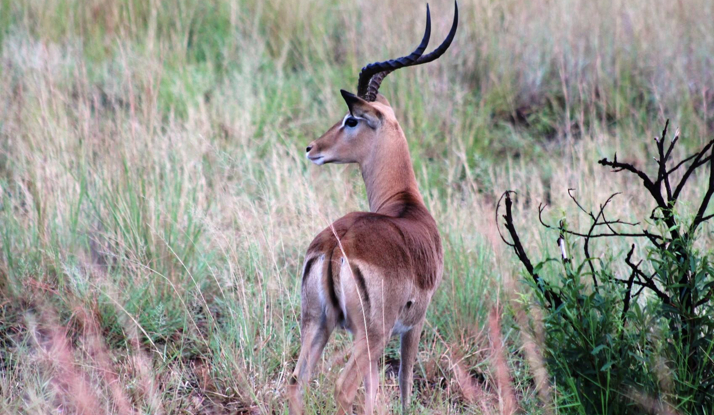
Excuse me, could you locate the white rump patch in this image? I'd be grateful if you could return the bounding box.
[316,255,326,306]
[338,260,350,321]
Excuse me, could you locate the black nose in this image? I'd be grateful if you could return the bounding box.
[306,145,313,152]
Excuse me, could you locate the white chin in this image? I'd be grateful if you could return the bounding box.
[307,155,325,165]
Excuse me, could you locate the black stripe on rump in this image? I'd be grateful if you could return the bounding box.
[326,252,340,310]
[301,257,316,285]
[352,265,370,306]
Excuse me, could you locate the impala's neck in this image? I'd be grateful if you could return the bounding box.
[359,126,424,216]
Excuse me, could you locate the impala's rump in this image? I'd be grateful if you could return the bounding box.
[300,207,442,344]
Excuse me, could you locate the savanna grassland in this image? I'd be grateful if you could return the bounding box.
[1,0,714,413]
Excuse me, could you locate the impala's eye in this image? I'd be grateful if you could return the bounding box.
[345,117,358,128]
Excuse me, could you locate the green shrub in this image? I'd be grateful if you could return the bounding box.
[500,121,714,414]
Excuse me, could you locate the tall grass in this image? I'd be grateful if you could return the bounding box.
[0,0,712,413]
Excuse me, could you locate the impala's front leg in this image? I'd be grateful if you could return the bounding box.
[363,356,380,415]
[399,321,424,413]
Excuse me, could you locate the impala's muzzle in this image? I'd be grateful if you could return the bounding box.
[306,142,326,165]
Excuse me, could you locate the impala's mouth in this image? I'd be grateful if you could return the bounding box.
[307,154,325,165]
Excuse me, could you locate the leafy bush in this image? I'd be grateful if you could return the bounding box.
[499,121,714,414]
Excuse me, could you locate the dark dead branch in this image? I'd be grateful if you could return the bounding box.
[496,191,563,309]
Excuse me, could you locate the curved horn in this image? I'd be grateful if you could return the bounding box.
[358,2,459,102]
[412,1,458,65]
[356,4,431,100]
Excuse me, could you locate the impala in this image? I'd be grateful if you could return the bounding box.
[288,3,457,413]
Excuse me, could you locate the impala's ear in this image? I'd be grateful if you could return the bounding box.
[340,89,381,128]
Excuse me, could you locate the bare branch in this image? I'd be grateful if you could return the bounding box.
[623,247,671,305]
[598,154,656,193]
[663,127,680,164]
[568,188,594,219]
[495,192,516,248]
[497,192,562,308]
[642,229,665,250]
[598,153,671,218]
[699,213,714,223]
[593,218,640,228]
[695,286,714,307]
[620,245,638,323]
[538,203,662,240]
[672,140,714,200]
[687,147,714,238]
[654,120,672,201]
[598,209,640,233]
[666,144,714,176]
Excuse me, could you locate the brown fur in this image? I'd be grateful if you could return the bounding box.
[288,93,443,414]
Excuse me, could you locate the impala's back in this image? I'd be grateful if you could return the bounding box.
[288,3,457,414]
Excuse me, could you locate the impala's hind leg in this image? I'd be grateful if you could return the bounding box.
[288,260,337,415]
[399,321,424,413]
[335,332,386,415]
[288,317,335,414]
[363,353,380,415]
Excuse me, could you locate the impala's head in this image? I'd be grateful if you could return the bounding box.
[306,2,458,166]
